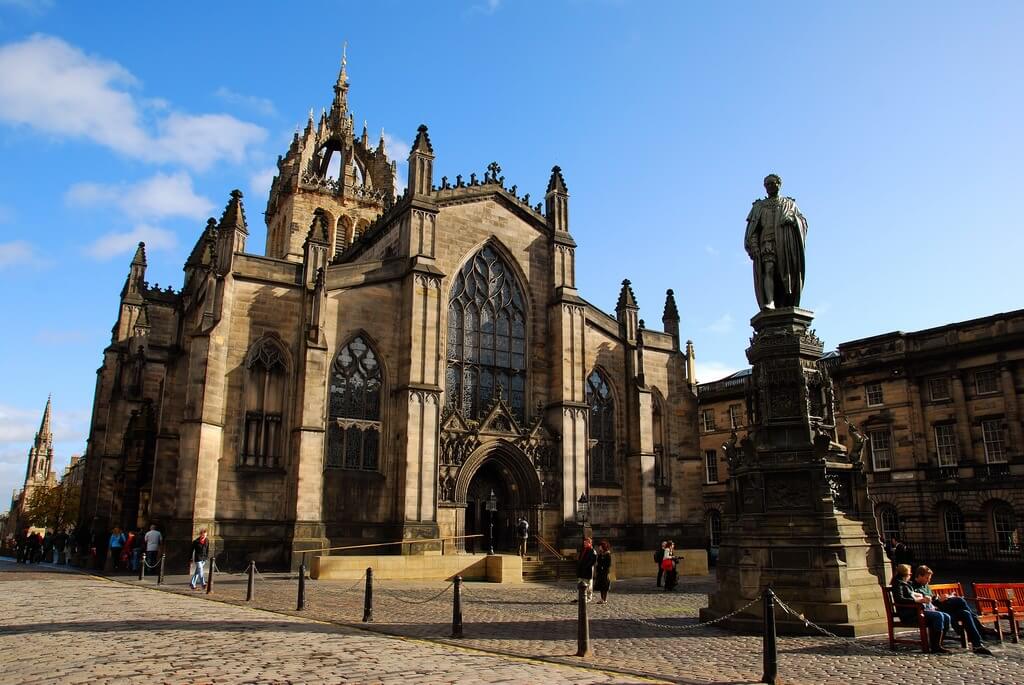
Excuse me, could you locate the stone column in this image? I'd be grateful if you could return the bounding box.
[1001,364,1022,455]
[951,373,974,462]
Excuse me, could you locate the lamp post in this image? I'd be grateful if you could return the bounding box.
[576,493,589,528]
[486,489,498,555]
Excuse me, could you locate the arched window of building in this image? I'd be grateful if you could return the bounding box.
[586,369,616,484]
[242,338,287,468]
[326,335,382,470]
[877,505,901,543]
[707,510,722,548]
[942,504,967,553]
[445,245,527,422]
[652,394,667,487]
[992,503,1018,554]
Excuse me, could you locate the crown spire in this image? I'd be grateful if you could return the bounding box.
[38,394,52,443]
[616,278,638,311]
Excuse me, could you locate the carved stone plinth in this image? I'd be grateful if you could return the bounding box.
[700,308,888,636]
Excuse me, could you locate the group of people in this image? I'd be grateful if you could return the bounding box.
[575,537,613,603]
[11,527,75,564]
[106,525,163,571]
[654,540,681,591]
[891,564,995,655]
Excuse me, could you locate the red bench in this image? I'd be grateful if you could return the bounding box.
[973,582,1024,643]
[882,583,1002,651]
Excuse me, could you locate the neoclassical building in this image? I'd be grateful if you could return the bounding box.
[78,57,704,566]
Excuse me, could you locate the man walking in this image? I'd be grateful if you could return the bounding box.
[516,516,529,558]
[144,524,162,567]
[190,529,210,590]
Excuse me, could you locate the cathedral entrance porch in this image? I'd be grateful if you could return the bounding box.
[448,442,543,555]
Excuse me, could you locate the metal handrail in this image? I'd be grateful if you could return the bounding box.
[535,534,564,561]
[293,534,484,556]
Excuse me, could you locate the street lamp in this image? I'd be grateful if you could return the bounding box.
[486,489,498,555]
[575,493,589,527]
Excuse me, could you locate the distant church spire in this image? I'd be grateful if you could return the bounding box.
[25,395,54,485]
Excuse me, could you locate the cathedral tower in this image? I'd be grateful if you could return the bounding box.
[264,49,398,262]
[25,395,55,486]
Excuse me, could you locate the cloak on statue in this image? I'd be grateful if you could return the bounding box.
[744,196,808,309]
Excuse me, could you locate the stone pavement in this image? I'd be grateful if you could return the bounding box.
[0,562,657,685]
[6,560,1024,685]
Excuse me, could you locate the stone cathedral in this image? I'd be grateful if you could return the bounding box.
[78,56,705,567]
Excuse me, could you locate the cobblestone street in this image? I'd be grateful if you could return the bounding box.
[7,560,1023,685]
[0,562,655,685]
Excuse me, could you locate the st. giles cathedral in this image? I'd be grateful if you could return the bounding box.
[78,53,705,566]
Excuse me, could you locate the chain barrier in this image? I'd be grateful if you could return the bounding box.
[620,593,763,632]
[376,582,454,605]
[302,570,368,602]
[142,555,161,569]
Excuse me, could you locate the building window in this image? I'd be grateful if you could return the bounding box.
[652,396,667,487]
[928,377,950,401]
[327,336,382,470]
[701,409,716,432]
[993,504,1018,554]
[586,369,616,484]
[729,404,742,430]
[877,505,901,543]
[943,506,967,553]
[241,338,286,469]
[868,429,892,471]
[445,245,527,422]
[981,419,1006,463]
[705,449,719,484]
[707,510,722,548]
[974,369,999,395]
[865,382,884,407]
[933,423,958,467]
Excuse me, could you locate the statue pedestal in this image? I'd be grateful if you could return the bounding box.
[699,308,888,636]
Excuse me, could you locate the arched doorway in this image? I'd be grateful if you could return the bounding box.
[456,441,542,554]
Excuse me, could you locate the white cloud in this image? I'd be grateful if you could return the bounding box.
[0,401,89,499]
[384,132,411,193]
[470,0,502,14]
[704,313,735,334]
[249,166,277,203]
[66,171,214,221]
[0,34,266,170]
[84,224,177,260]
[33,328,96,346]
[694,360,742,385]
[704,244,719,256]
[0,240,47,269]
[0,0,54,13]
[0,204,12,223]
[214,86,277,117]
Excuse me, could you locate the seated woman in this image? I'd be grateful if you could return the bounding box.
[891,563,952,654]
[912,565,993,656]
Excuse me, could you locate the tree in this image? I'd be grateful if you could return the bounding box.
[23,481,80,532]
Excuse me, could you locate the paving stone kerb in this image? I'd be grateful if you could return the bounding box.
[0,564,654,685]
[103,563,1024,685]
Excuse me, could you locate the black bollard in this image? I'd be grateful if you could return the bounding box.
[362,567,373,623]
[246,560,255,602]
[157,554,165,585]
[138,555,145,581]
[297,563,306,610]
[575,581,591,657]
[761,587,779,685]
[206,558,214,595]
[451,575,464,638]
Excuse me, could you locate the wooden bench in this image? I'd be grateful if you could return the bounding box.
[973,582,1024,643]
[882,583,1003,651]
[881,586,929,652]
[931,583,1003,646]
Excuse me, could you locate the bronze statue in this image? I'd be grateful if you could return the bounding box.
[744,174,808,310]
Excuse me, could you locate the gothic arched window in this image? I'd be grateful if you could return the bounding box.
[445,245,527,421]
[242,338,287,469]
[877,504,901,543]
[327,336,382,470]
[586,369,616,484]
[652,394,667,487]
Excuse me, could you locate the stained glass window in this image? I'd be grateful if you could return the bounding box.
[445,246,527,421]
[326,336,382,470]
[241,338,286,469]
[587,369,616,483]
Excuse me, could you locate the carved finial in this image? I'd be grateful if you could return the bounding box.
[470,172,478,185]
[411,124,433,154]
[486,161,501,182]
[456,174,464,187]
[546,165,568,193]
[616,279,638,311]
[663,288,680,322]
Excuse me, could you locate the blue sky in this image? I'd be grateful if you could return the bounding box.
[1,1,1022,504]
